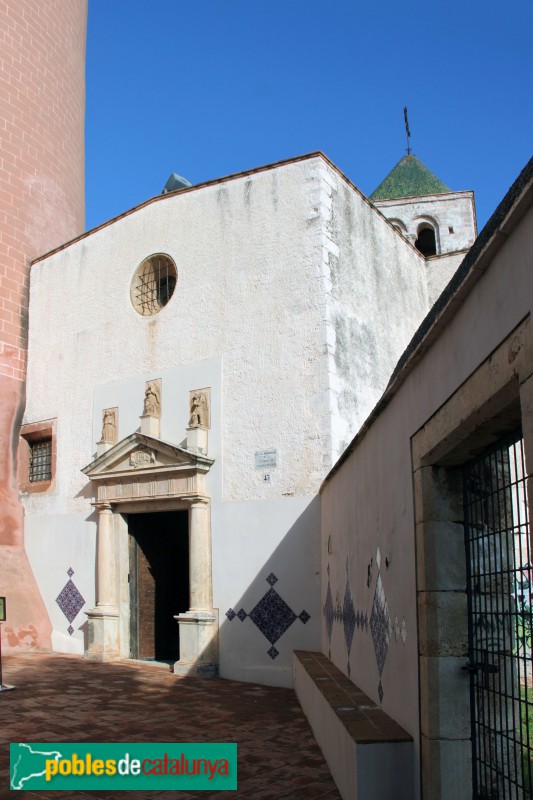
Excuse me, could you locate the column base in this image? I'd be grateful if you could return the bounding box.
[85,606,120,661]
[173,609,218,678]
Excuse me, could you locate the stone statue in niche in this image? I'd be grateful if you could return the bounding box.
[189,391,209,428]
[101,409,117,444]
[143,382,160,416]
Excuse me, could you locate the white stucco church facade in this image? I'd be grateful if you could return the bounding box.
[20,151,475,687]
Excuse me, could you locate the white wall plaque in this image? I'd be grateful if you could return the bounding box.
[255,449,277,468]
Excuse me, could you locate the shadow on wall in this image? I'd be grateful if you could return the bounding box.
[215,496,321,687]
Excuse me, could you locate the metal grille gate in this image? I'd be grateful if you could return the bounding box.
[463,431,533,798]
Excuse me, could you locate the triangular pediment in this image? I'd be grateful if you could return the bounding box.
[82,432,213,480]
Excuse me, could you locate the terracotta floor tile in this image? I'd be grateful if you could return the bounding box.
[0,653,341,799]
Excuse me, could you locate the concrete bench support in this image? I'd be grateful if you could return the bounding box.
[294,651,414,800]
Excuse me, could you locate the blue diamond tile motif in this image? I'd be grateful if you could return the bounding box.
[323,581,334,643]
[249,588,296,644]
[370,575,390,676]
[343,582,356,655]
[67,567,74,578]
[67,624,74,636]
[226,574,311,658]
[56,578,85,624]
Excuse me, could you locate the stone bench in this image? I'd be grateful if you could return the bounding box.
[294,651,414,800]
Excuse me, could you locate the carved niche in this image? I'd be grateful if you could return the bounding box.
[100,408,118,444]
[189,389,210,429]
[143,380,161,417]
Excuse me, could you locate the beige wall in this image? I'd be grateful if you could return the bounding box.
[321,175,533,797]
[425,250,468,305]
[22,153,433,679]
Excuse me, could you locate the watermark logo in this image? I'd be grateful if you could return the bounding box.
[10,742,237,791]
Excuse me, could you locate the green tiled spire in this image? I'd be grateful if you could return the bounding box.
[370,155,450,201]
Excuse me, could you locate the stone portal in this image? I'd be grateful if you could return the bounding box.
[82,432,217,675]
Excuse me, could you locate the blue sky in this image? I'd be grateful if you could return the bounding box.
[85,0,533,233]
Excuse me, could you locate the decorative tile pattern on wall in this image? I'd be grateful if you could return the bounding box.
[370,574,390,676]
[226,574,310,659]
[393,616,400,641]
[343,582,356,655]
[56,568,85,635]
[323,562,370,679]
[248,588,296,644]
[323,549,408,704]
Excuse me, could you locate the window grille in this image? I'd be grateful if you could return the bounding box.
[29,438,52,482]
[131,255,177,316]
[463,430,533,798]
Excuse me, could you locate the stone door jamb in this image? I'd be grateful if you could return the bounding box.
[87,493,217,675]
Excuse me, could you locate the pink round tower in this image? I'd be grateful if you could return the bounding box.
[0,0,87,649]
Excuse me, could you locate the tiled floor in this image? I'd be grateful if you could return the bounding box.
[0,653,341,799]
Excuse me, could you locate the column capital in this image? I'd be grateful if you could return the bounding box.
[188,495,210,508]
[94,502,113,513]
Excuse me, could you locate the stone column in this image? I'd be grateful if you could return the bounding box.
[86,503,120,661]
[95,504,116,608]
[174,498,219,678]
[189,499,213,611]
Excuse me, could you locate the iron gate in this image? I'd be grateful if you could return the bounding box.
[463,431,533,798]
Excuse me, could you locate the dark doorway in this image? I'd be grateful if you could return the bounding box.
[129,510,189,662]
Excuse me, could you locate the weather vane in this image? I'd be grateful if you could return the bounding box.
[404,106,411,155]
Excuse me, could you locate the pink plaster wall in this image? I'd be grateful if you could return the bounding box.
[0,0,87,650]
